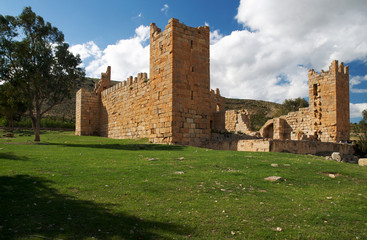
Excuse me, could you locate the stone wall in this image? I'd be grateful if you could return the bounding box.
[75,89,100,136]
[225,109,254,134]
[260,60,350,143]
[75,19,225,146]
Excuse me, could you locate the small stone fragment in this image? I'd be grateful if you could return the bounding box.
[174,171,184,174]
[271,164,279,167]
[328,174,336,178]
[264,176,283,182]
[176,157,185,160]
[231,231,236,235]
[276,227,282,232]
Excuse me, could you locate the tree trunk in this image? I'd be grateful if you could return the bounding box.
[31,113,41,142]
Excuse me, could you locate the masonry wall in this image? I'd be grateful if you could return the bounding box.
[309,60,349,142]
[260,60,350,143]
[169,19,213,146]
[75,19,225,146]
[75,89,100,136]
[225,109,253,134]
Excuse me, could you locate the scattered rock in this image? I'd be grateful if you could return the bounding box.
[271,164,279,167]
[283,164,291,167]
[176,157,185,160]
[359,158,367,166]
[148,158,157,161]
[231,231,236,235]
[264,176,283,182]
[328,174,336,178]
[326,196,333,200]
[325,156,332,160]
[174,171,184,174]
[331,152,342,162]
[276,227,282,232]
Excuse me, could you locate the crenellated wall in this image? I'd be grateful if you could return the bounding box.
[75,19,225,146]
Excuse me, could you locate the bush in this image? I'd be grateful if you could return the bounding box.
[0,116,75,129]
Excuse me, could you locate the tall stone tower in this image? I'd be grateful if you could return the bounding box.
[150,18,213,146]
[308,60,350,142]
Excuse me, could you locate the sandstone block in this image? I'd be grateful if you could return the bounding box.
[358,158,367,166]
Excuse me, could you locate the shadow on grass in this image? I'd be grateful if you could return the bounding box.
[40,143,187,151]
[0,175,191,239]
[0,152,30,161]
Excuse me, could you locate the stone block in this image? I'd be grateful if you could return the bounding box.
[358,158,367,166]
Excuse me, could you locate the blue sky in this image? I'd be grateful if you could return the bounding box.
[1,0,367,122]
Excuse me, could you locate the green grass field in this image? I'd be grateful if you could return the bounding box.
[0,131,366,239]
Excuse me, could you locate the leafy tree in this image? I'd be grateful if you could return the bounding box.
[0,82,27,130]
[275,97,309,117]
[355,109,367,156]
[0,7,85,141]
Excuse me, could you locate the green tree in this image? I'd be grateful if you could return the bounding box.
[0,7,85,141]
[0,82,27,130]
[275,97,309,117]
[355,109,367,156]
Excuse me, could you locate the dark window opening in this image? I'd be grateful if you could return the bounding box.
[313,84,318,96]
[191,66,194,72]
[191,90,194,100]
[88,120,91,125]
[210,120,213,129]
[190,40,193,49]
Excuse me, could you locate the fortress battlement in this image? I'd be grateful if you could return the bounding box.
[309,60,349,77]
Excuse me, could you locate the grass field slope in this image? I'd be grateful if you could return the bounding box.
[0,131,366,239]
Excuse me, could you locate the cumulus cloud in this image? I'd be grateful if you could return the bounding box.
[69,41,102,66]
[70,25,150,80]
[350,103,367,118]
[210,0,367,103]
[350,74,367,93]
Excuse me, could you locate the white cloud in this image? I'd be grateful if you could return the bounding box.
[350,103,367,118]
[209,0,367,102]
[350,74,367,93]
[69,41,102,66]
[161,4,169,14]
[210,30,223,44]
[70,25,150,80]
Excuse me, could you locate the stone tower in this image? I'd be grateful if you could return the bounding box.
[150,18,216,146]
[75,19,225,146]
[308,60,350,142]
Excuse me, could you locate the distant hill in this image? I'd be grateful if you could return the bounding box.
[48,78,281,130]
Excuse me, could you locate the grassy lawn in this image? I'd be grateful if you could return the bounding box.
[0,131,366,239]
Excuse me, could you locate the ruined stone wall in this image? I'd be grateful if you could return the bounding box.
[260,60,349,143]
[225,109,253,134]
[210,89,226,131]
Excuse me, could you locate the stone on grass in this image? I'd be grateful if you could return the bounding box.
[264,176,283,182]
[359,158,367,166]
[331,152,342,162]
[271,164,279,167]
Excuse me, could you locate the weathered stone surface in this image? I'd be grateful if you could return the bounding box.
[359,158,367,166]
[331,152,342,162]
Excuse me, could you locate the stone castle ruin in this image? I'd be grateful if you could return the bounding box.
[76,19,353,155]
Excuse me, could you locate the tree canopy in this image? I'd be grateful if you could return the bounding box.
[0,7,85,141]
[275,97,309,117]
